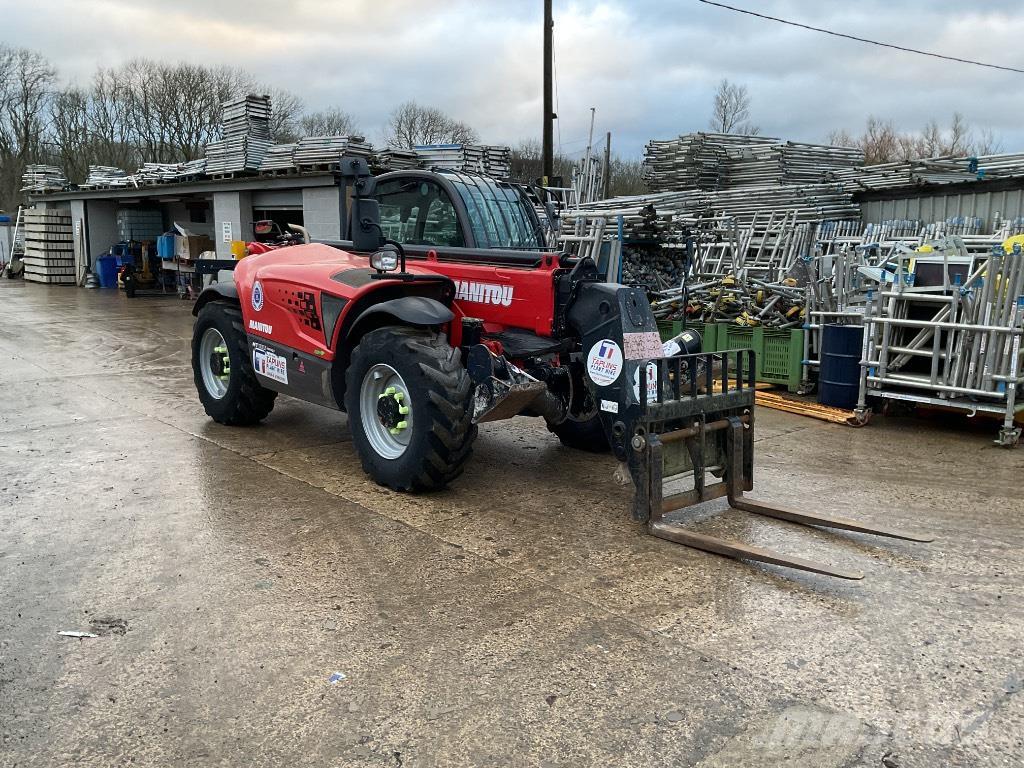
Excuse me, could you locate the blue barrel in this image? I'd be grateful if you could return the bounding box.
[95,255,118,288]
[818,324,864,410]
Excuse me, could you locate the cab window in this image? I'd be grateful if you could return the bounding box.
[375,179,465,248]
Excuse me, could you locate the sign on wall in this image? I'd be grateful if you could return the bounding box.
[221,221,233,243]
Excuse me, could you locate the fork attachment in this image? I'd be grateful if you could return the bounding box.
[563,283,931,579]
[632,351,933,580]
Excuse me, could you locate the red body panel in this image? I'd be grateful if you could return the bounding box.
[236,243,561,360]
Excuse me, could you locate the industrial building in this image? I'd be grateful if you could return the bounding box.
[29,171,342,282]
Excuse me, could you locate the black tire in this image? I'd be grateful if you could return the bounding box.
[192,301,277,425]
[345,326,476,491]
[547,415,610,453]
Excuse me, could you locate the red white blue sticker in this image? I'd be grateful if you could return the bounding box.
[633,361,660,404]
[586,339,623,386]
[253,342,287,384]
[252,280,264,312]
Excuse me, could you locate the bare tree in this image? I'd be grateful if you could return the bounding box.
[385,101,478,148]
[975,127,1003,156]
[265,87,303,143]
[298,108,360,138]
[829,113,1004,165]
[709,79,758,135]
[607,156,645,197]
[0,46,57,210]
[509,138,572,185]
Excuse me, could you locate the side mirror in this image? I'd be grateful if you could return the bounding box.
[254,220,275,236]
[352,199,383,252]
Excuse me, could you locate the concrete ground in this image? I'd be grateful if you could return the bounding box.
[0,279,1021,768]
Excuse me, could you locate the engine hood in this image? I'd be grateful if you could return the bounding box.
[234,242,447,292]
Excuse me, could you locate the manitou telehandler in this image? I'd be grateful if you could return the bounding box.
[191,158,931,579]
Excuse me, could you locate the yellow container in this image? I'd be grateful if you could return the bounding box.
[230,240,248,260]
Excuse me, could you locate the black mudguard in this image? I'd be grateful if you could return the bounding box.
[192,283,239,316]
[350,296,454,330]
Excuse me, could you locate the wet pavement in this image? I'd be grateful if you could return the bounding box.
[1,279,1022,767]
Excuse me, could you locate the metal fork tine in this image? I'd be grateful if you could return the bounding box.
[649,521,864,580]
[728,498,935,542]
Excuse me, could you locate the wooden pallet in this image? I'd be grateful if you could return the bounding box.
[754,390,854,424]
[294,162,340,173]
[208,171,257,180]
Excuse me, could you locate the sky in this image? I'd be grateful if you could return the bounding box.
[2,0,1023,158]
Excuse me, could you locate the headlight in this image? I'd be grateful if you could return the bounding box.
[370,249,399,272]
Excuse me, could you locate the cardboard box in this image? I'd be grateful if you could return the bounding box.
[175,235,215,261]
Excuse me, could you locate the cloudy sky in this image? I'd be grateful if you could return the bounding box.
[4,0,1023,157]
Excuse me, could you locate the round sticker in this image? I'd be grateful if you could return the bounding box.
[252,280,264,312]
[633,361,659,404]
[586,339,623,386]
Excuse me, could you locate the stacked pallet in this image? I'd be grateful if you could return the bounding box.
[414,144,512,177]
[22,209,75,284]
[293,135,374,167]
[21,165,68,193]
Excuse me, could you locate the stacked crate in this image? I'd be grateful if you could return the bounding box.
[23,209,75,284]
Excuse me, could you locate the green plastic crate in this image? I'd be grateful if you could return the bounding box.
[656,319,683,341]
[703,323,804,392]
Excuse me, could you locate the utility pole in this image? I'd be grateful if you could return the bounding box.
[542,0,554,184]
[603,131,612,200]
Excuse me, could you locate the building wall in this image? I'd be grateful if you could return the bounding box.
[860,186,1024,232]
[301,187,341,240]
[212,191,253,258]
[86,199,120,258]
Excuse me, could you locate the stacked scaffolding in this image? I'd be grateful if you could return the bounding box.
[853,237,1024,445]
[830,151,1024,191]
[20,165,68,193]
[293,136,374,167]
[414,144,512,178]
[642,133,862,192]
[372,148,421,171]
[258,144,297,172]
[205,95,274,174]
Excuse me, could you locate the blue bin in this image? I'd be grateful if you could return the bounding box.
[95,255,118,288]
[157,234,176,259]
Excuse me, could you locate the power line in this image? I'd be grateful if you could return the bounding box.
[698,1,1024,74]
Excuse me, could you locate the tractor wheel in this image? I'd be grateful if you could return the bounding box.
[546,415,610,453]
[345,326,476,491]
[192,301,277,425]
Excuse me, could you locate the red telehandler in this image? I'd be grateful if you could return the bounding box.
[191,158,931,579]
